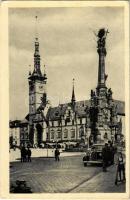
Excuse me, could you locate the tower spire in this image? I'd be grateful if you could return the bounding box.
[33,16,42,77]
[35,15,38,40]
[71,78,76,108]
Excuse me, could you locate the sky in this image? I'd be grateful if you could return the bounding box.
[9,6,125,120]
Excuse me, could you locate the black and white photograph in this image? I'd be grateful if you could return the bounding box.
[3,1,128,196]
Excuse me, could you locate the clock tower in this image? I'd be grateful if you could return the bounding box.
[28,37,47,122]
[28,35,47,146]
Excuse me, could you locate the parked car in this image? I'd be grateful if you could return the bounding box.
[83,144,104,166]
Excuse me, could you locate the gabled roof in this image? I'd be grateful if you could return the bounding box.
[45,99,125,121]
[46,104,68,121]
[46,100,91,121]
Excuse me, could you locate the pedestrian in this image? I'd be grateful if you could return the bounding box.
[23,147,27,162]
[102,143,109,172]
[115,152,125,185]
[107,141,112,165]
[55,148,60,161]
[27,147,32,162]
[109,142,115,165]
[21,146,25,162]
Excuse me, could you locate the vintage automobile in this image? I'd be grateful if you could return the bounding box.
[83,144,104,166]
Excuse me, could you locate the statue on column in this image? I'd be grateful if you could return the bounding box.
[97,28,109,56]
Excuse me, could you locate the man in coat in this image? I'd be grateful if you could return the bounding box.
[55,148,60,161]
[102,143,109,172]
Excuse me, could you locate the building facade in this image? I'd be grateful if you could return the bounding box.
[9,120,21,147]
[20,119,29,147]
[27,28,125,147]
[9,119,29,147]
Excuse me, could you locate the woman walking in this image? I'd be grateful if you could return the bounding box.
[115,152,125,185]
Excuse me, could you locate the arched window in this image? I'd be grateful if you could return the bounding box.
[57,129,61,138]
[64,129,68,138]
[51,130,54,139]
[79,126,84,137]
[71,129,75,138]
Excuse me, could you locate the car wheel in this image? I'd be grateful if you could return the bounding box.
[84,163,87,167]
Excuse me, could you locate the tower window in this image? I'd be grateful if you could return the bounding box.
[31,105,34,113]
[104,132,108,139]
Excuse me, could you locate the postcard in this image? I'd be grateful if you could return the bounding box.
[0,1,129,199]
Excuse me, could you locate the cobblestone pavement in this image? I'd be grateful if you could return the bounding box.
[70,164,126,193]
[10,155,125,193]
